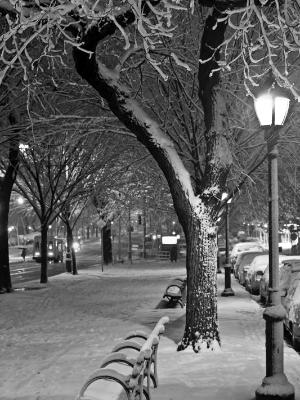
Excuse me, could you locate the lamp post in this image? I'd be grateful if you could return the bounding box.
[221,194,234,297]
[128,203,132,264]
[254,79,294,400]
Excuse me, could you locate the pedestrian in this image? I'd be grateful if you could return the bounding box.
[170,245,178,262]
[21,248,27,262]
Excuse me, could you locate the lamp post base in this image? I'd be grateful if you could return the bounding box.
[255,373,295,400]
[221,264,235,296]
[221,287,235,296]
[65,250,72,273]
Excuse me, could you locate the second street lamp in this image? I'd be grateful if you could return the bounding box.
[221,194,234,297]
[254,78,294,400]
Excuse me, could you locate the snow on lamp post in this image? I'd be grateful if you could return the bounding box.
[221,193,234,297]
[254,78,294,400]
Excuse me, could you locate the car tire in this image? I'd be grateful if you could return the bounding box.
[292,325,300,351]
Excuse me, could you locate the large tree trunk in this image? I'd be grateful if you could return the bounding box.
[0,188,12,292]
[40,224,48,284]
[179,209,219,351]
[66,221,78,275]
[102,223,112,265]
[0,135,20,292]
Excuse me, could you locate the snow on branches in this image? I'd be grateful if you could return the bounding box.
[0,0,190,85]
[199,0,300,101]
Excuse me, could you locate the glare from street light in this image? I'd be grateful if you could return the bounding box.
[254,94,290,126]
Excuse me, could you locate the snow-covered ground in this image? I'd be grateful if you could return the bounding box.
[1,260,300,400]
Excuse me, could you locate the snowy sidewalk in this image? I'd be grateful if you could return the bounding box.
[1,262,300,400]
[152,274,300,400]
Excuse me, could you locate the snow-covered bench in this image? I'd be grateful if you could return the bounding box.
[163,277,186,308]
[76,316,169,400]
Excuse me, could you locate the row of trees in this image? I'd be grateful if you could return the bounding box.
[0,79,176,285]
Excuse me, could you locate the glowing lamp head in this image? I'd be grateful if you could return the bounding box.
[254,79,291,127]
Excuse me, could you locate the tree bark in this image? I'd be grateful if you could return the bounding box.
[66,221,78,275]
[0,189,12,292]
[0,135,19,292]
[179,208,220,351]
[40,224,48,283]
[102,223,112,265]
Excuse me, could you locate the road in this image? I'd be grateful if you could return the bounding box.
[10,239,102,286]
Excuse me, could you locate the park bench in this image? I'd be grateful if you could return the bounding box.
[76,316,169,400]
[163,277,187,308]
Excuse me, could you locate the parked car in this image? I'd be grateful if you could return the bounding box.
[279,260,300,292]
[260,256,300,304]
[280,263,300,350]
[234,250,268,281]
[230,241,265,269]
[244,254,269,294]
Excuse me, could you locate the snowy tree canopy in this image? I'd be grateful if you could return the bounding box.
[1,0,300,352]
[0,0,299,100]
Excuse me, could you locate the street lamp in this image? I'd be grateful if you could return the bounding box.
[221,193,234,297]
[17,196,24,205]
[254,78,294,400]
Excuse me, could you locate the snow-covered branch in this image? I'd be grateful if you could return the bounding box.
[213,0,300,100]
[0,0,189,85]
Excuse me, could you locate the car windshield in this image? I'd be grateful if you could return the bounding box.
[240,252,266,267]
[291,262,300,272]
[279,266,300,291]
[234,243,262,252]
[231,244,264,259]
[250,255,269,271]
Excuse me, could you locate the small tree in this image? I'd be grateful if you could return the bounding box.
[15,129,119,282]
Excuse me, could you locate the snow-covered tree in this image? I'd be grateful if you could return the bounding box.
[15,129,122,282]
[1,0,300,351]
